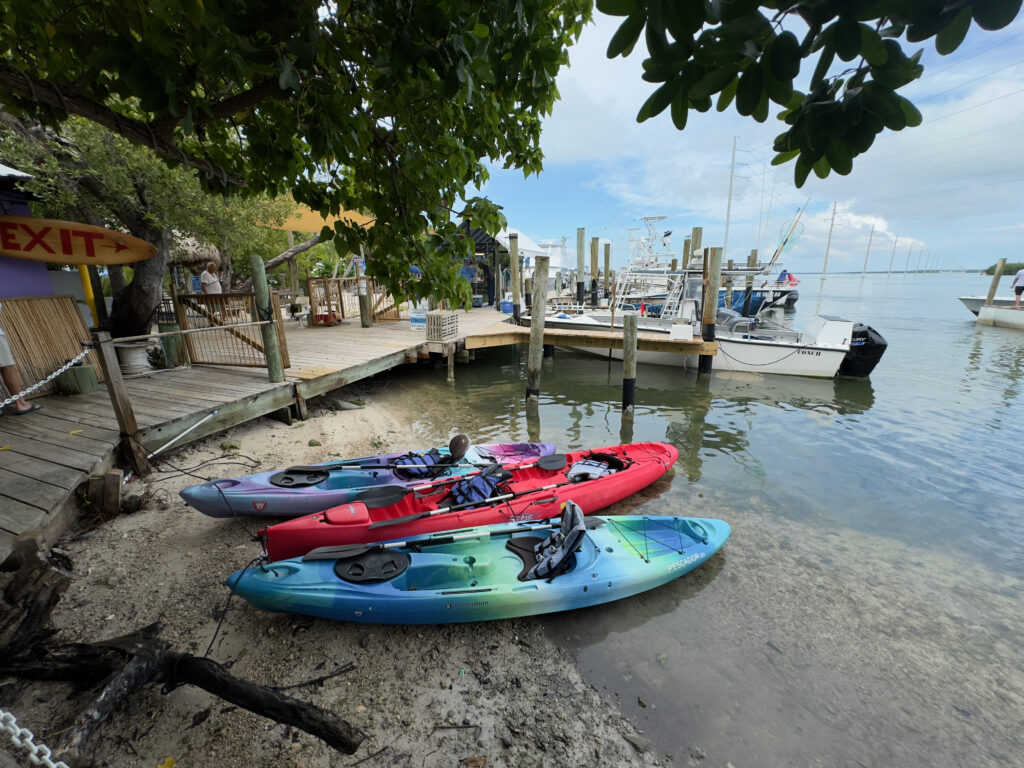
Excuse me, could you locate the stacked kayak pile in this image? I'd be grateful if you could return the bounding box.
[183,436,731,624]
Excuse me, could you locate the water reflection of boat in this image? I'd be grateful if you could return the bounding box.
[538,350,876,415]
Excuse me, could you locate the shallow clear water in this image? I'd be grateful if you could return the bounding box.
[389,272,1024,767]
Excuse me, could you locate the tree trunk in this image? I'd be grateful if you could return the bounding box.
[109,228,170,338]
[107,265,127,296]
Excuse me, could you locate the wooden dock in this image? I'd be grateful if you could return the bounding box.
[0,307,504,564]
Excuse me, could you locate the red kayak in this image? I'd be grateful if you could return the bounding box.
[259,442,678,561]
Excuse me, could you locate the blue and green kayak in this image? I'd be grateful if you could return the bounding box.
[226,502,729,624]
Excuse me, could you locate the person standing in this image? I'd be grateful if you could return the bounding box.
[200,261,223,294]
[0,301,41,415]
[1013,266,1024,309]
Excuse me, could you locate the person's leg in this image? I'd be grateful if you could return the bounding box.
[0,364,31,412]
[1016,287,1022,308]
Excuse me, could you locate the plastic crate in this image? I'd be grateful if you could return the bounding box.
[426,309,458,341]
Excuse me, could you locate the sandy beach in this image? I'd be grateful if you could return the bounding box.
[2,381,675,768]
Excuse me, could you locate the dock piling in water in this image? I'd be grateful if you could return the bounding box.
[510,233,521,323]
[699,247,722,374]
[576,228,585,307]
[986,258,1006,306]
[622,312,638,412]
[526,255,550,401]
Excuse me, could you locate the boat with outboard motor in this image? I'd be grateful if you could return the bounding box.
[530,306,886,379]
[258,442,679,561]
[180,435,556,518]
[228,501,729,624]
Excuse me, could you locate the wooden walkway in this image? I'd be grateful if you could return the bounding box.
[0,307,507,564]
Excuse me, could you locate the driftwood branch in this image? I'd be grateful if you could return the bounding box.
[234,233,321,291]
[0,550,368,762]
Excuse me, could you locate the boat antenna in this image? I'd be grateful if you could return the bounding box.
[754,195,810,320]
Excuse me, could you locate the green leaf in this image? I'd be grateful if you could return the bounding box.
[670,91,689,130]
[637,78,680,121]
[897,96,923,128]
[768,31,801,81]
[812,154,830,179]
[736,64,762,116]
[751,89,770,122]
[826,141,853,175]
[472,23,489,38]
[794,156,812,187]
[859,25,888,66]
[972,0,1023,31]
[596,0,642,17]
[772,148,800,166]
[607,13,646,58]
[810,42,835,89]
[936,7,972,54]
[833,17,862,62]
[716,75,739,112]
[689,65,738,100]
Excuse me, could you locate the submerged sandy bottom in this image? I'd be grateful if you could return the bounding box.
[4,379,674,767]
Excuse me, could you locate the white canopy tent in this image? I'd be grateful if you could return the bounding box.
[495,229,571,276]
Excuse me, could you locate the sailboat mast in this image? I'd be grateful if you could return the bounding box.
[862,224,874,274]
[722,136,737,266]
[822,201,836,275]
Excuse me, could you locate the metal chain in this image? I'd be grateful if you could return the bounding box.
[0,706,70,768]
[0,342,96,410]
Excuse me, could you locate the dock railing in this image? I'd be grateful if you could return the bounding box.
[172,291,290,369]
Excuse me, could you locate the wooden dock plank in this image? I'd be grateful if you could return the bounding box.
[464,322,718,354]
[0,450,86,491]
[0,428,110,472]
[0,468,71,512]
[0,495,50,536]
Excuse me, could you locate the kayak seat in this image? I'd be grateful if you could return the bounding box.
[334,550,410,584]
[505,536,545,581]
[507,502,587,582]
[268,466,331,488]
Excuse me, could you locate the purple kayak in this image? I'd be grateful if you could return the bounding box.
[180,437,556,518]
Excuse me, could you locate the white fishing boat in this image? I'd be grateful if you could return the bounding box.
[958,296,1017,316]
[526,265,887,378]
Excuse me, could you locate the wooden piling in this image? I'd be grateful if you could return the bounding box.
[590,237,599,306]
[682,238,692,269]
[622,312,638,412]
[446,342,455,383]
[249,253,285,382]
[603,243,611,294]
[698,247,722,374]
[524,275,533,309]
[357,278,373,328]
[576,227,585,307]
[986,258,1006,305]
[725,259,734,309]
[526,255,550,401]
[510,233,522,323]
[93,331,149,476]
[742,248,758,315]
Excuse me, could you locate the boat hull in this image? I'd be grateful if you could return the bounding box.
[565,336,847,377]
[958,296,1017,316]
[228,515,729,624]
[259,442,679,560]
[181,442,556,518]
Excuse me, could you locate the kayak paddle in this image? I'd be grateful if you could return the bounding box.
[301,520,561,561]
[366,481,567,529]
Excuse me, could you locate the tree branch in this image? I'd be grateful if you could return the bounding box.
[0,63,247,187]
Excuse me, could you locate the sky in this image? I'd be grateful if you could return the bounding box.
[471,11,1024,275]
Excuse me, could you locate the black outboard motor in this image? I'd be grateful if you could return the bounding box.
[838,324,887,377]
